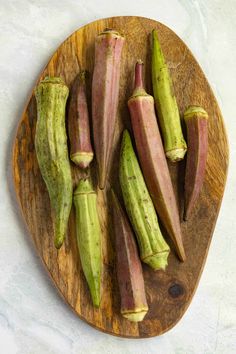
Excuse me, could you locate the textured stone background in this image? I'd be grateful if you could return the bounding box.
[0,1,235,353]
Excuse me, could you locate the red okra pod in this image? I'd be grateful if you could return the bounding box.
[92,29,125,189]
[184,106,208,220]
[111,190,148,322]
[68,71,93,169]
[128,61,186,261]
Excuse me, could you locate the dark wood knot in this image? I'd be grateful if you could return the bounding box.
[168,283,184,298]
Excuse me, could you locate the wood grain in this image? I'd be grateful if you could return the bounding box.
[12,16,229,338]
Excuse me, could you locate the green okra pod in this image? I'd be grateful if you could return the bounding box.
[74,179,102,307]
[119,130,170,271]
[35,77,73,249]
[152,29,187,162]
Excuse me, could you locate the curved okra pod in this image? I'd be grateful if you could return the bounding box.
[35,77,73,249]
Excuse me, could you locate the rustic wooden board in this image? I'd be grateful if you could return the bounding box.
[12,16,229,338]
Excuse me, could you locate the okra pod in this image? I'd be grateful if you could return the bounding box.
[152,29,187,162]
[111,190,148,322]
[35,77,73,249]
[68,71,94,169]
[128,61,185,261]
[184,106,208,220]
[92,29,125,189]
[74,179,102,307]
[119,130,170,271]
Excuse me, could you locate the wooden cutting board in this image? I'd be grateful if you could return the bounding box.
[12,16,229,338]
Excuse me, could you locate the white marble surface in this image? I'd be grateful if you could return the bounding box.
[0,0,235,353]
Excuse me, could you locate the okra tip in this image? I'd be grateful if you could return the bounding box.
[91,289,101,308]
[78,70,87,82]
[98,173,106,190]
[54,238,63,249]
[177,246,186,262]
[54,212,72,249]
[183,209,190,222]
[110,188,118,205]
[121,130,132,152]
[54,228,65,249]
[151,28,161,46]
